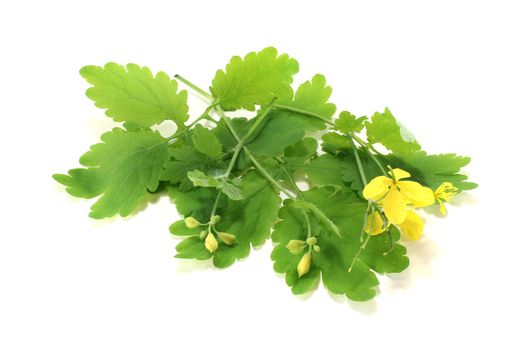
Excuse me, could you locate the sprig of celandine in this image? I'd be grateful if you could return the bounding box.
[54,47,476,302]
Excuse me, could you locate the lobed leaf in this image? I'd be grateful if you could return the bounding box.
[80,63,188,127]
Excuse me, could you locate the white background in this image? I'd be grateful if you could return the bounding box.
[1,1,524,349]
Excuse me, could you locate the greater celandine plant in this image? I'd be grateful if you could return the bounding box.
[54,47,476,302]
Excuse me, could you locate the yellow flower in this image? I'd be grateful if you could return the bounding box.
[364,211,385,236]
[204,233,218,253]
[397,210,425,240]
[434,182,459,215]
[297,252,312,278]
[363,168,434,224]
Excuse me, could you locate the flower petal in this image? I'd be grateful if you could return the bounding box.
[398,180,435,207]
[363,176,391,201]
[382,188,407,224]
[439,200,447,215]
[391,168,411,180]
[365,211,385,236]
[398,210,424,240]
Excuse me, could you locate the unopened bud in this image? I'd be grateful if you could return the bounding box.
[199,230,208,240]
[297,252,312,278]
[217,231,236,245]
[184,217,201,229]
[313,245,321,253]
[210,215,221,225]
[286,240,306,255]
[204,233,218,253]
[306,237,317,246]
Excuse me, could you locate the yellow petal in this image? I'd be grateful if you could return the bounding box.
[398,181,435,207]
[382,187,407,224]
[439,200,447,215]
[391,168,411,180]
[365,211,385,236]
[398,210,424,240]
[363,176,392,201]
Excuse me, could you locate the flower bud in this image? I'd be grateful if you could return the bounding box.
[210,215,221,225]
[217,231,236,245]
[313,245,321,253]
[204,233,218,253]
[184,217,201,229]
[306,237,317,246]
[199,230,208,240]
[297,252,312,278]
[286,240,306,255]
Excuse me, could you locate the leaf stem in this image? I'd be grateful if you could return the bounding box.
[348,135,368,186]
[280,165,312,238]
[174,74,213,99]
[273,104,335,126]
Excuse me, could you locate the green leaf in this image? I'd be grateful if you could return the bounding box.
[191,124,222,159]
[210,47,299,110]
[361,226,409,274]
[160,145,209,184]
[176,236,212,260]
[169,219,201,237]
[387,151,477,191]
[186,170,244,201]
[168,186,223,224]
[53,128,169,219]
[271,188,379,301]
[303,154,347,188]
[170,171,280,267]
[279,74,336,123]
[321,132,352,154]
[80,63,188,127]
[283,138,318,168]
[187,169,220,187]
[366,108,420,154]
[334,111,367,133]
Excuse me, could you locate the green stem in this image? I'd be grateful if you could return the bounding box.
[280,165,312,238]
[348,234,371,273]
[167,104,216,144]
[273,104,335,126]
[351,136,388,176]
[348,135,368,186]
[174,74,212,99]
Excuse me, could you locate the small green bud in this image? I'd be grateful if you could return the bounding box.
[184,217,201,229]
[217,231,236,245]
[306,237,317,246]
[286,240,306,255]
[204,233,218,253]
[297,252,312,278]
[210,215,221,225]
[313,245,321,253]
[199,230,208,240]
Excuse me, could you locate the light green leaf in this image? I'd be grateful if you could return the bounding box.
[186,170,244,201]
[210,47,299,110]
[191,124,222,159]
[187,169,220,187]
[160,145,209,184]
[303,154,347,188]
[80,63,188,127]
[366,108,420,154]
[334,111,367,133]
[53,128,168,219]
